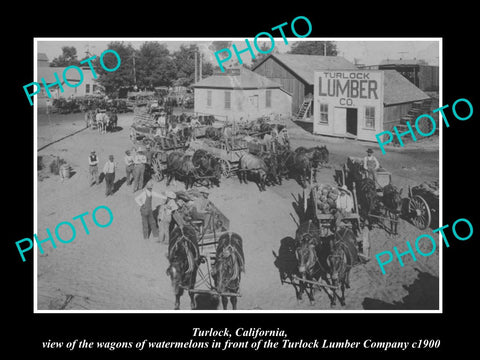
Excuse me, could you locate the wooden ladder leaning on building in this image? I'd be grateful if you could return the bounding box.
[294,99,312,121]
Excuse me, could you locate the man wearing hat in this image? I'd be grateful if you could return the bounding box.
[124,149,134,186]
[157,190,178,244]
[135,180,166,240]
[133,147,147,192]
[88,150,99,186]
[363,148,380,182]
[279,127,290,148]
[102,155,117,196]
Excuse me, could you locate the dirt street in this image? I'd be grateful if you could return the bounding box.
[36,111,439,311]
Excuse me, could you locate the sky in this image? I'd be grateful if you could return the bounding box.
[37,38,440,68]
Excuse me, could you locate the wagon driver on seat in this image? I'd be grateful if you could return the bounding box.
[363,148,380,183]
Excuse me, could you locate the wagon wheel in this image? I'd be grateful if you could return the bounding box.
[151,155,165,182]
[408,195,431,230]
[218,158,231,178]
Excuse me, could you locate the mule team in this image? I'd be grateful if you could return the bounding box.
[272,148,405,308]
[85,109,118,134]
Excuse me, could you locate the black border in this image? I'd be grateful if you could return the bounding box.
[6,5,478,356]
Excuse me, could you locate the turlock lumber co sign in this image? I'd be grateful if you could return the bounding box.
[313,70,384,142]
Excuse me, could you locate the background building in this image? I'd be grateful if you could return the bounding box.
[192,67,292,122]
[361,58,439,93]
[252,54,357,120]
[313,69,431,142]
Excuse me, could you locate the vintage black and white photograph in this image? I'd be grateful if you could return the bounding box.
[34,38,440,311]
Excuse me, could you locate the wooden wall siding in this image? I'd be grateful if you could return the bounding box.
[418,66,439,92]
[254,58,307,114]
[383,103,412,125]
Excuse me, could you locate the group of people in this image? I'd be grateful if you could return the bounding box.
[88,147,211,244]
[88,150,117,196]
[88,145,155,197]
[134,180,212,244]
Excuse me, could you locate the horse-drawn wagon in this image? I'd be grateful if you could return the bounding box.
[305,181,369,256]
[338,156,402,235]
[273,182,366,307]
[188,137,249,178]
[167,190,244,310]
[405,181,438,230]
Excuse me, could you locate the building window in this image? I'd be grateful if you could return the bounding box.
[207,90,212,107]
[365,106,375,128]
[86,84,90,93]
[249,95,259,109]
[266,89,271,108]
[319,103,328,124]
[224,91,231,109]
[92,84,98,93]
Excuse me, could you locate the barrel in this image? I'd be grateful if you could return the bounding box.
[60,164,70,180]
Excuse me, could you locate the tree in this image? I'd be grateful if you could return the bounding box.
[288,41,338,56]
[173,44,214,86]
[50,46,80,67]
[135,42,176,89]
[95,42,136,96]
[250,42,277,69]
[208,41,232,60]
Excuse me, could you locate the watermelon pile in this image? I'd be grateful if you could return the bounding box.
[315,184,340,214]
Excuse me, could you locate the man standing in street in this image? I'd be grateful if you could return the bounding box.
[157,191,178,244]
[124,149,134,186]
[103,155,117,196]
[145,144,154,183]
[89,150,99,186]
[135,180,165,240]
[133,147,147,192]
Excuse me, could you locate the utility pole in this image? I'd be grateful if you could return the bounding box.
[194,51,198,83]
[132,52,137,86]
[199,51,202,81]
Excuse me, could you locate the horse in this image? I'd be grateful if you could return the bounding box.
[212,232,245,310]
[272,236,303,301]
[106,111,118,130]
[295,146,329,179]
[295,227,333,305]
[381,183,403,235]
[166,225,200,310]
[192,149,222,188]
[257,151,281,185]
[238,153,268,191]
[166,151,197,189]
[205,126,223,140]
[282,149,311,188]
[325,227,359,306]
[96,112,109,134]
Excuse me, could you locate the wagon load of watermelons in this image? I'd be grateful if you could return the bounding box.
[315,184,340,214]
[412,181,439,197]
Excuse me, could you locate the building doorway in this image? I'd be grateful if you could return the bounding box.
[346,108,358,136]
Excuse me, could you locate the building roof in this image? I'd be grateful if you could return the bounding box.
[383,70,430,105]
[380,58,429,66]
[252,54,357,85]
[192,66,283,90]
[37,66,89,84]
[38,53,49,62]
